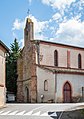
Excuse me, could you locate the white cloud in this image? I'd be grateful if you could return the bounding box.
[35,33,48,40]
[12,19,24,30]
[80,0,84,4]
[52,13,61,21]
[19,39,24,48]
[42,0,51,5]
[55,19,84,46]
[53,0,76,9]
[28,15,49,39]
[74,14,81,21]
[28,0,32,5]
[12,31,17,37]
[12,15,50,41]
[29,0,32,3]
[42,0,76,10]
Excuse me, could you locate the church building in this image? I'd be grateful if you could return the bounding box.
[17,18,84,103]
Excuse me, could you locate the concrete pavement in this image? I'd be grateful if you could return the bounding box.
[7,103,84,111]
[0,105,6,109]
[0,103,84,112]
[0,103,84,111]
[0,103,84,119]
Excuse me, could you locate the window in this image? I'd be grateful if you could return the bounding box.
[67,50,70,67]
[44,80,48,91]
[78,54,82,69]
[54,50,58,66]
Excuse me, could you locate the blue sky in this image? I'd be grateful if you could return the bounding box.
[0,0,84,48]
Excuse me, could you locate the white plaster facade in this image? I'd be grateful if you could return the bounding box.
[37,67,55,102]
[0,41,9,106]
[36,41,84,103]
[56,74,84,102]
[38,43,84,68]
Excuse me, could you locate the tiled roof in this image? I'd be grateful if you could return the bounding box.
[33,40,84,50]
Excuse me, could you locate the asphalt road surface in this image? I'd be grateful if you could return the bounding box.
[0,103,84,119]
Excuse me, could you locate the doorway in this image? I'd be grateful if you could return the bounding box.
[25,87,29,102]
[63,82,72,103]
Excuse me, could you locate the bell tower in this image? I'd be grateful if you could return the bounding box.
[24,18,34,46]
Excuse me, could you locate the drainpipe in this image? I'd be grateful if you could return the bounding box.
[82,87,84,102]
[55,70,57,103]
[36,41,40,65]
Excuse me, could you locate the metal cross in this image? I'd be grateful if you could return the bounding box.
[27,9,30,17]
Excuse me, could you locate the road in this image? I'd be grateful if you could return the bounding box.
[0,103,84,119]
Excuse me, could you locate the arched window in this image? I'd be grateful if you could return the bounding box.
[67,50,70,67]
[78,54,82,69]
[44,80,48,91]
[54,50,58,66]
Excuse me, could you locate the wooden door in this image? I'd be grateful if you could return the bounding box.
[63,82,71,103]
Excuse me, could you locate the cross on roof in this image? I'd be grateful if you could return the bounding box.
[27,9,30,17]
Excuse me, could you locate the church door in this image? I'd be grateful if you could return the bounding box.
[63,82,72,103]
[25,87,29,102]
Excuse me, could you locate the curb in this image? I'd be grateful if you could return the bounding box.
[65,105,84,112]
[0,104,7,109]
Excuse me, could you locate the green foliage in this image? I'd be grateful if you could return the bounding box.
[6,38,20,95]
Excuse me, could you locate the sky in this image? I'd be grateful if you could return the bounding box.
[0,0,84,48]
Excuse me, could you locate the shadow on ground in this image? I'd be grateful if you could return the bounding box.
[61,109,84,119]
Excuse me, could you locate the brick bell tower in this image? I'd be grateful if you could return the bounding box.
[23,17,37,103]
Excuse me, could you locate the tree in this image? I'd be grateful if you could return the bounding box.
[6,38,20,96]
